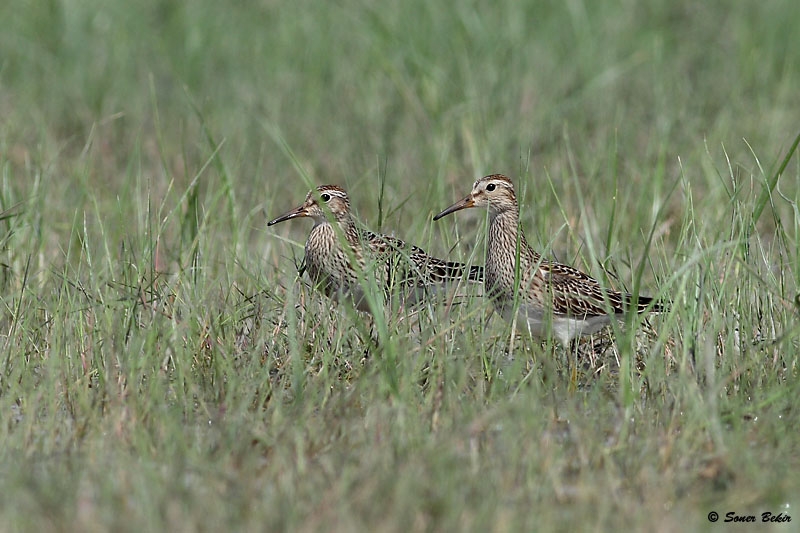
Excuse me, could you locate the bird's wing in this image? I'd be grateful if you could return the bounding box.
[540,261,627,317]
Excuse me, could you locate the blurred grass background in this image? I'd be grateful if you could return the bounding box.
[1,0,799,530]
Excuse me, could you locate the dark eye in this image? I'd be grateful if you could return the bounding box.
[486,183,496,192]
[321,193,331,202]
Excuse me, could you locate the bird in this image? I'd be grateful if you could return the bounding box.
[434,174,665,345]
[268,185,483,313]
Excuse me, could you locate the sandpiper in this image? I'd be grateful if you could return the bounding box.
[434,174,664,344]
[269,185,483,313]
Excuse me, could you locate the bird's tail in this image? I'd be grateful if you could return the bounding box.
[630,294,668,314]
[430,260,484,284]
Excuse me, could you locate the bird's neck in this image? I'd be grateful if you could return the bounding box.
[338,215,359,245]
[328,216,360,250]
[489,208,529,252]
[313,214,358,241]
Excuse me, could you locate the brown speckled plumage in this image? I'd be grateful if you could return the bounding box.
[269,185,483,313]
[435,174,665,344]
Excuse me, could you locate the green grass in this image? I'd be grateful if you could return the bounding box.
[2,0,800,530]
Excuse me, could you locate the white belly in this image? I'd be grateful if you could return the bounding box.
[496,302,615,345]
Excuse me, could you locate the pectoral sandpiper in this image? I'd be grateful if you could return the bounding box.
[434,174,665,345]
[269,185,483,313]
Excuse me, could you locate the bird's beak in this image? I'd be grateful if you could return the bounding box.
[267,204,308,226]
[433,195,475,221]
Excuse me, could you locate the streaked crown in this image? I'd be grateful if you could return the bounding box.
[267,184,353,227]
[305,185,350,219]
[470,174,518,214]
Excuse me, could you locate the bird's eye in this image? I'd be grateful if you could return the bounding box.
[320,193,331,202]
[486,183,496,192]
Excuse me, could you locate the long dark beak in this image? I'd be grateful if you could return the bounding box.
[433,195,475,221]
[267,204,308,226]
